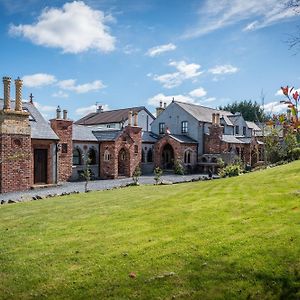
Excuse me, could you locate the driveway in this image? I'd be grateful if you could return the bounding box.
[0,174,208,203]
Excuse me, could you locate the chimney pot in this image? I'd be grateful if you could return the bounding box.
[212,113,216,125]
[133,111,138,126]
[63,109,68,120]
[164,102,167,109]
[128,111,132,126]
[97,105,103,113]
[160,100,162,108]
[15,77,23,112]
[3,76,11,111]
[56,106,61,119]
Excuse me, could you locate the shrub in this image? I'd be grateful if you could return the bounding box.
[291,147,300,160]
[218,163,242,178]
[154,167,163,185]
[132,166,141,185]
[174,160,185,175]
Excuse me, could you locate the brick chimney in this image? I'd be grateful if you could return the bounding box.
[204,113,223,154]
[3,76,11,111]
[15,77,23,112]
[50,108,73,182]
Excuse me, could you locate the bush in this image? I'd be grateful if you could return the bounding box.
[218,163,242,178]
[291,147,300,160]
[174,160,185,175]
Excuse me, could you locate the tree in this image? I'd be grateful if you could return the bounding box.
[219,100,267,122]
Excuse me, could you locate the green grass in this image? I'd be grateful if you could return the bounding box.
[0,162,300,299]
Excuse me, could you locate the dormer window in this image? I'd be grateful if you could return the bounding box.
[235,126,239,135]
[159,122,165,134]
[181,121,188,133]
[243,126,246,136]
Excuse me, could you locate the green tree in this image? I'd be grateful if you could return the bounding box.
[219,100,267,122]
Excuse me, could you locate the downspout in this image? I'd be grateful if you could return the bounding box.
[55,142,59,184]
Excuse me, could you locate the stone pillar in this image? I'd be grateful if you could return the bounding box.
[128,111,132,126]
[15,77,23,112]
[3,76,11,111]
[133,111,138,126]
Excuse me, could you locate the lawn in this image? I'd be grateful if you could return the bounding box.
[0,162,300,299]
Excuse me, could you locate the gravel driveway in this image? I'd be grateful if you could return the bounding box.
[0,174,208,203]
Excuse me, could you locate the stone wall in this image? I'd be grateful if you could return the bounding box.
[50,119,73,182]
[204,125,227,154]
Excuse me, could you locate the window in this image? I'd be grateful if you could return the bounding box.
[88,148,97,165]
[142,149,145,163]
[159,122,165,134]
[235,126,239,135]
[61,143,68,153]
[147,148,153,162]
[73,148,81,165]
[181,121,188,133]
[243,126,247,136]
[184,150,191,164]
[104,150,111,161]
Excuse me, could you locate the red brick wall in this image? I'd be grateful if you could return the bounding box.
[0,134,32,193]
[50,119,73,182]
[100,126,142,179]
[204,125,227,154]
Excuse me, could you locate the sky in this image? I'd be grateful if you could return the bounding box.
[0,0,299,120]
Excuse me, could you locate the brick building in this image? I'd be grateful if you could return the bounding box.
[0,76,264,194]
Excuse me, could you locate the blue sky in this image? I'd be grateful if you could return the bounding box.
[0,0,299,120]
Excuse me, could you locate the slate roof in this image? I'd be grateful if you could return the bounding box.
[221,135,245,144]
[92,130,122,141]
[142,131,158,143]
[72,124,98,141]
[75,106,155,125]
[245,121,261,131]
[175,101,234,126]
[0,99,59,140]
[169,134,198,144]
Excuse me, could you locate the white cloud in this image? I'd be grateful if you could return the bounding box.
[58,79,105,93]
[147,93,196,107]
[9,1,116,54]
[189,87,207,98]
[34,102,57,113]
[146,43,176,57]
[75,104,109,116]
[123,44,140,55]
[262,101,287,114]
[183,0,297,38]
[208,64,239,75]
[22,73,57,87]
[52,90,69,98]
[152,60,203,88]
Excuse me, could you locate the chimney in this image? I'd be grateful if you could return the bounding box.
[3,76,11,111]
[56,106,61,119]
[215,113,220,125]
[63,109,68,120]
[164,102,167,109]
[156,100,166,117]
[133,111,138,126]
[128,111,132,126]
[15,77,23,112]
[97,105,103,113]
[212,113,216,125]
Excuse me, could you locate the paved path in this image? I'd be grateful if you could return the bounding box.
[0,174,208,203]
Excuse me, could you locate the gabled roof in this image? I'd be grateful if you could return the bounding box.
[174,101,233,126]
[75,106,155,125]
[72,124,98,141]
[0,99,59,140]
[245,121,261,131]
[142,131,158,143]
[221,135,245,144]
[92,130,122,141]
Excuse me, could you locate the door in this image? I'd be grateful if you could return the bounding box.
[34,149,48,184]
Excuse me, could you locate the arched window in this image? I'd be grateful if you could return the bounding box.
[142,149,145,163]
[104,150,111,162]
[88,148,97,165]
[73,148,81,165]
[211,157,218,163]
[147,148,153,163]
[184,150,191,164]
[201,157,207,163]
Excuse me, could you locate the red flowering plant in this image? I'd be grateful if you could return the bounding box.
[280,85,300,129]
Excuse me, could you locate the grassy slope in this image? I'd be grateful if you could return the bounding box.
[0,162,300,299]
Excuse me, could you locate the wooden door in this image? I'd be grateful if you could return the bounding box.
[34,149,48,184]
